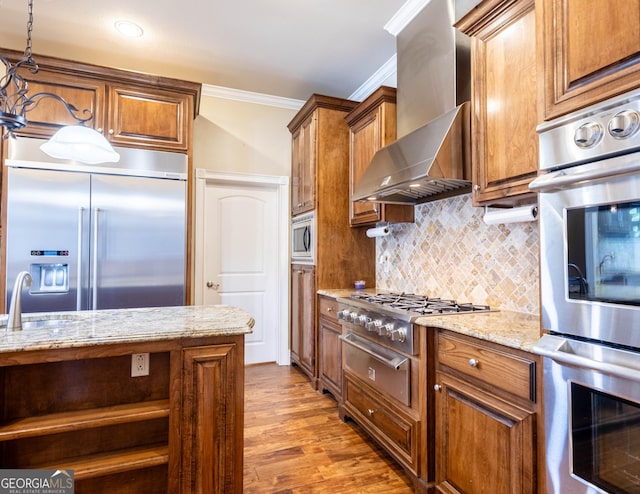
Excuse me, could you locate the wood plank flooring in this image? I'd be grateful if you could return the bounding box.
[244,363,414,493]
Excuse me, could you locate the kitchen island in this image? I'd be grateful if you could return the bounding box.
[0,305,254,494]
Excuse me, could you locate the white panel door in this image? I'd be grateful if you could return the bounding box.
[201,181,279,364]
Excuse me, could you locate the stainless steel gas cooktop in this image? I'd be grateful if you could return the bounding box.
[339,292,493,323]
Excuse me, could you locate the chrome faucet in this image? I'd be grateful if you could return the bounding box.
[7,271,32,331]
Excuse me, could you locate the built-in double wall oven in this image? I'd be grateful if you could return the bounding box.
[531,88,640,494]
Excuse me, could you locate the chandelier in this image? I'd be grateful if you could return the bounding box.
[0,0,119,164]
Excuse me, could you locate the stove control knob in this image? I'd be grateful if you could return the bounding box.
[377,321,387,336]
[390,327,407,343]
[349,312,359,323]
[367,319,382,333]
[358,314,370,327]
[609,110,640,139]
[574,122,603,148]
[384,323,395,338]
[337,309,351,321]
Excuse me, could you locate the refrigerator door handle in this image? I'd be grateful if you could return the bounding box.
[92,208,100,310]
[77,207,85,310]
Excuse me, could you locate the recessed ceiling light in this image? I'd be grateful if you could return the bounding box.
[114,20,144,38]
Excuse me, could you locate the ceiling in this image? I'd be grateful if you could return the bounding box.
[0,0,409,102]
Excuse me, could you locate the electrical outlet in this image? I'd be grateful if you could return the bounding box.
[131,353,149,377]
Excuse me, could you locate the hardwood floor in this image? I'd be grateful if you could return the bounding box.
[244,363,414,493]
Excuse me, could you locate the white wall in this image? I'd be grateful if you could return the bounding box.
[192,92,299,177]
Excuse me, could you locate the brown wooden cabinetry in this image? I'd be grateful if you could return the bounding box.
[434,330,540,494]
[345,86,414,226]
[318,295,342,401]
[288,94,376,387]
[181,343,243,494]
[291,113,316,216]
[540,0,640,120]
[0,336,244,493]
[0,49,200,153]
[291,264,316,382]
[456,0,539,206]
[343,377,421,476]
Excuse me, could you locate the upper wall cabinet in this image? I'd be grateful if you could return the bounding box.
[0,49,201,153]
[541,0,640,120]
[288,94,357,217]
[456,0,539,206]
[345,87,414,227]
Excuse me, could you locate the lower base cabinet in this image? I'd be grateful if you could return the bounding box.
[290,265,316,385]
[0,336,244,494]
[343,376,420,476]
[434,330,540,494]
[318,295,342,401]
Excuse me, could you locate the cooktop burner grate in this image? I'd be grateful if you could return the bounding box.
[349,292,491,314]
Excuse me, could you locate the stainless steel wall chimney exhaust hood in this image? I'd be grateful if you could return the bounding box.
[353,0,473,206]
[352,102,470,205]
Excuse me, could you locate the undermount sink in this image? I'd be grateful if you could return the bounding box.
[21,317,80,330]
[2,314,83,331]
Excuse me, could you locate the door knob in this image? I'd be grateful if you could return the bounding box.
[206,281,220,289]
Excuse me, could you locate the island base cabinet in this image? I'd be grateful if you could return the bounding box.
[0,336,245,493]
[181,343,244,494]
[434,372,536,494]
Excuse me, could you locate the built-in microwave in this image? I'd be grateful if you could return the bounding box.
[291,211,315,264]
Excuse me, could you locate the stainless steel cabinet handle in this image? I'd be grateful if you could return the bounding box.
[326,307,333,312]
[76,207,85,310]
[473,184,481,191]
[434,384,442,391]
[367,408,375,416]
[108,129,114,135]
[206,281,220,289]
[469,358,479,368]
[92,208,100,310]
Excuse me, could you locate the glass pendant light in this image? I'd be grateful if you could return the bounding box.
[40,126,120,164]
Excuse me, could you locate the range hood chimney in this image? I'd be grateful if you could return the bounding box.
[352,0,473,205]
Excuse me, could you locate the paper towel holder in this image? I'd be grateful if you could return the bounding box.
[482,204,538,225]
[366,222,391,238]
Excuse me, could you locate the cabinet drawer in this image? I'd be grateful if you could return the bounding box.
[344,377,418,472]
[318,296,338,322]
[437,332,536,402]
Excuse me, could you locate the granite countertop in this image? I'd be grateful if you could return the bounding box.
[0,305,255,354]
[318,288,541,353]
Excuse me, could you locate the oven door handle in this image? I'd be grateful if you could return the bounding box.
[340,333,408,370]
[529,154,640,192]
[533,334,640,382]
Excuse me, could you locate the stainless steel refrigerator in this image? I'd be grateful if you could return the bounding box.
[4,137,187,313]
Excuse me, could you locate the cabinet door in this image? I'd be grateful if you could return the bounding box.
[12,68,105,138]
[181,344,243,494]
[319,314,342,400]
[107,85,192,151]
[291,114,316,215]
[434,372,536,494]
[458,0,538,206]
[350,109,385,225]
[542,0,640,119]
[347,88,413,227]
[290,265,316,380]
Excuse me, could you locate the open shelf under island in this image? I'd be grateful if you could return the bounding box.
[0,305,254,494]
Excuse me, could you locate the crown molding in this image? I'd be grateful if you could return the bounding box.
[348,55,397,102]
[201,84,305,110]
[384,0,431,36]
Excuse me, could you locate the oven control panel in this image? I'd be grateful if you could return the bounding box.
[538,87,640,170]
[337,304,415,356]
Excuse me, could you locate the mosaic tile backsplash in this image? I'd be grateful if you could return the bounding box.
[376,194,540,315]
